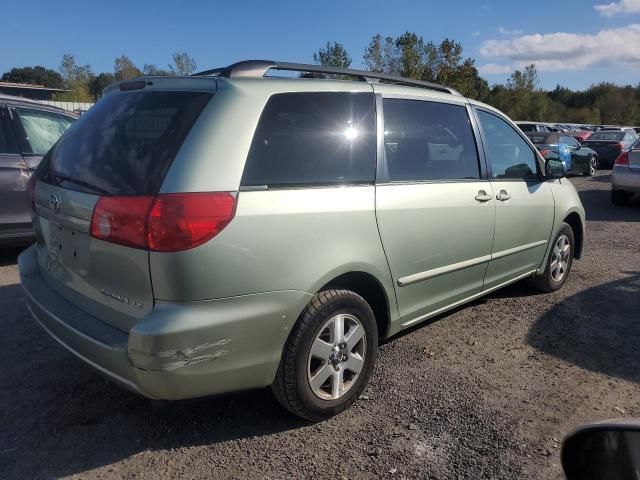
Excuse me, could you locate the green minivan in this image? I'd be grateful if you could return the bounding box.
[19,61,585,421]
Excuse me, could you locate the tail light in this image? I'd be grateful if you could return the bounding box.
[614,152,629,167]
[26,175,37,211]
[616,142,625,150]
[539,149,551,158]
[90,192,236,252]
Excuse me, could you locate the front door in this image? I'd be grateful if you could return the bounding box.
[375,96,495,326]
[474,109,555,289]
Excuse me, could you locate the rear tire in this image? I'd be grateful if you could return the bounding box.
[528,222,574,293]
[272,289,378,421]
[611,190,627,206]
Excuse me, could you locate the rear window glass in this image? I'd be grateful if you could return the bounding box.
[589,132,625,141]
[241,92,376,187]
[48,91,212,195]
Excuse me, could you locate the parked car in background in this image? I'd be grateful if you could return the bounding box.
[599,126,636,133]
[611,139,640,205]
[19,60,585,421]
[0,94,76,245]
[527,132,599,176]
[515,121,551,133]
[582,130,638,168]
[567,130,593,142]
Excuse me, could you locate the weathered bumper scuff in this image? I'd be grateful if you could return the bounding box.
[19,245,312,400]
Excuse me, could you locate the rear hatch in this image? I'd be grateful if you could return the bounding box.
[584,133,626,162]
[31,85,214,331]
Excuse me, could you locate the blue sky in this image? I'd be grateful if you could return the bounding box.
[3,0,640,90]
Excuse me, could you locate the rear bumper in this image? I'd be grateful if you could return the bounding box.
[612,167,640,193]
[19,245,312,400]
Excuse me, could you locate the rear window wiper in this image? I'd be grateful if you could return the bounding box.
[52,173,110,195]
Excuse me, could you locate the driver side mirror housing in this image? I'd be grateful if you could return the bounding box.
[546,159,566,179]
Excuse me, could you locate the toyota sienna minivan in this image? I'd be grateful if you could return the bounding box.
[19,60,585,421]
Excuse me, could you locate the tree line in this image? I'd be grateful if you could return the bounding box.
[1,52,197,102]
[2,34,639,125]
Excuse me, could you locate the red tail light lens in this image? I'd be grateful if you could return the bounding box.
[539,149,551,158]
[147,193,236,252]
[616,142,625,150]
[614,152,629,167]
[90,196,155,249]
[26,175,37,211]
[90,192,236,252]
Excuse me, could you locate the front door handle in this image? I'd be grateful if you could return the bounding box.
[496,189,511,201]
[475,190,493,202]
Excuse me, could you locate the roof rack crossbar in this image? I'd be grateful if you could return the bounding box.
[192,60,460,95]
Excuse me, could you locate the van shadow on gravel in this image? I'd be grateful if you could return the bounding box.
[527,272,640,383]
[0,283,306,479]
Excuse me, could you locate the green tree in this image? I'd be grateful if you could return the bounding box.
[1,66,64,88]
[56,54,94,102]
[114,55,141,81]
[143,64,173,76]
[89,72,116,99]
[313,41,352,68]
[363,34,398,74]
[169,52,197,76]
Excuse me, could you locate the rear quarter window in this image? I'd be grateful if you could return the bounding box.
[241,92,376,187]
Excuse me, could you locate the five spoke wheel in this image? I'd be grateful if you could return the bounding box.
[550,234,571,283]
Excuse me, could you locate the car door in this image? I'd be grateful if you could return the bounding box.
[375,95,496,326]
[0,106,32,237]
[474,108,555,289]
[560,135,587,174]
[10,106,75,171]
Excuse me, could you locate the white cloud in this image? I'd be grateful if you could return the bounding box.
[471,31,481,37]
[479,23,640,71]
[498,27,524,35]
[595,0,640,17]
[478,63,513,75]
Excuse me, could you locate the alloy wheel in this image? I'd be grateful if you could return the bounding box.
[550,234,571,283]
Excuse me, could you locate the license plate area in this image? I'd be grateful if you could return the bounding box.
[47,220,89,271]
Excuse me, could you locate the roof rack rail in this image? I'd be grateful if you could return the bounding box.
[192,60,461,95]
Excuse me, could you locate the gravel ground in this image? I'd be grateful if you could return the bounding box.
[1,172,639,480]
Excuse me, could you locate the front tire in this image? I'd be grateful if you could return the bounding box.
[529,222,574,293]
[272,289,378,421]
[585,156,597,176]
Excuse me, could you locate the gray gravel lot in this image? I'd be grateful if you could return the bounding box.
[1,172,639,479]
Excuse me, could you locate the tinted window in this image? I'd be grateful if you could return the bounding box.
[48,91,212,195]
[477,110,539,180]
[560,135,579,147]
[0,108,19,154]
[242,92,376,187]
[589,132,625,141]
[15,108,74,155]
[383,99,480,181]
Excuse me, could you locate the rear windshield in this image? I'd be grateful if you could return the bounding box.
[589,132,625,141]
[47,91,212,195]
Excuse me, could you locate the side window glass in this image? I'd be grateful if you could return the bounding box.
[242,92,376,187]
[382,99,480,181]
[560,136,577,147]
[15,108,74,155]
[477,110,539,180]
[0,108,19,154]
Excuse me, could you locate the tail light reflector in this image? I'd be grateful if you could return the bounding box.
[614,152,629,167]
[90,192,236,252]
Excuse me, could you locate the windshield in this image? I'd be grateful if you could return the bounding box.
[48,90,212,195]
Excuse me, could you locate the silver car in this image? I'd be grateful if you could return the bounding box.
[611,139,640,204]
[19,61,585,420]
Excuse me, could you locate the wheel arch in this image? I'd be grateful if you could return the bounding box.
[563,211,584,259]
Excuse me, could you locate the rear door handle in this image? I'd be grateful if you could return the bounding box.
[475,190,492,202]
[496,190,511,201]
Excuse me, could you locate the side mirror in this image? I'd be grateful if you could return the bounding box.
[546,159,566,179]
[562,420,640,480]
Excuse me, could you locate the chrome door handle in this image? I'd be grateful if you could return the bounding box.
[475,190,492,202]
[496,190,511,201]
